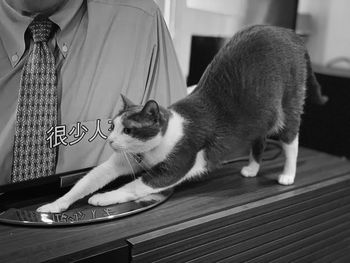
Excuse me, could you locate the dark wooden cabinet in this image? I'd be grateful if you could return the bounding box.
[1,147,350,262]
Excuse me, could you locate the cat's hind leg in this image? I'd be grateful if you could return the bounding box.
[278,134,299,185]
[276,104,301,185]
[241,137,266,178]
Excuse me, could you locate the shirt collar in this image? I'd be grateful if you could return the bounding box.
[0,0,84,67]
[0,0,31,67]
[49,0,85,58]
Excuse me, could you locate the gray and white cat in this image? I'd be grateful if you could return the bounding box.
[37,25,327,213]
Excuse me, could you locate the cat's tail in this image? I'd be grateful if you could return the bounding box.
[305,53,329,105]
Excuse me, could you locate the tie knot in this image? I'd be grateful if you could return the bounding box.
[29,17,54,43]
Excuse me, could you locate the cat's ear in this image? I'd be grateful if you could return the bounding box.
[141,100,160,122]
[120,94,136,110]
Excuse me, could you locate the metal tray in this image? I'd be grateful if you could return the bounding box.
[0,189,173,226]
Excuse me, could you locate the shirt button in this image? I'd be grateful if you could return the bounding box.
[62,44,68,53]
[11,54,18,62]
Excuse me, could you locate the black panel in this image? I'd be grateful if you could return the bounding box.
[300,72,350,158]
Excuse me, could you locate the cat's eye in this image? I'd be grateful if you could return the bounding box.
[123,128,131,134]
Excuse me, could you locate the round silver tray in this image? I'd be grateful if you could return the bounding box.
[0,189,173,226]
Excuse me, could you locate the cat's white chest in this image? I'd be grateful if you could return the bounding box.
[143,110,186,166]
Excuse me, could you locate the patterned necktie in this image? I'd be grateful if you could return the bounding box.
[11,17,57,183]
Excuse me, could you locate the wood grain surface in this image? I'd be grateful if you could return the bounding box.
[0,147,350,262]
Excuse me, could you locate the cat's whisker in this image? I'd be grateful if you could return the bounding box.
[126,152,150,177]
[127,152,157,179]
[127,152,152,172]
[122,151,136,180]
[132,152,155,170]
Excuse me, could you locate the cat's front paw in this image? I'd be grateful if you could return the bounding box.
[88,193,113,206]
[278,174,295,185]
[88,191,135,206]
[37,200,69,213]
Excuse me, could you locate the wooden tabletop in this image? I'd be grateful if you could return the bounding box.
[1,147,350,262]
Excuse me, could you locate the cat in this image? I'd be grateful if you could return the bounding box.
[37,25,327,213]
